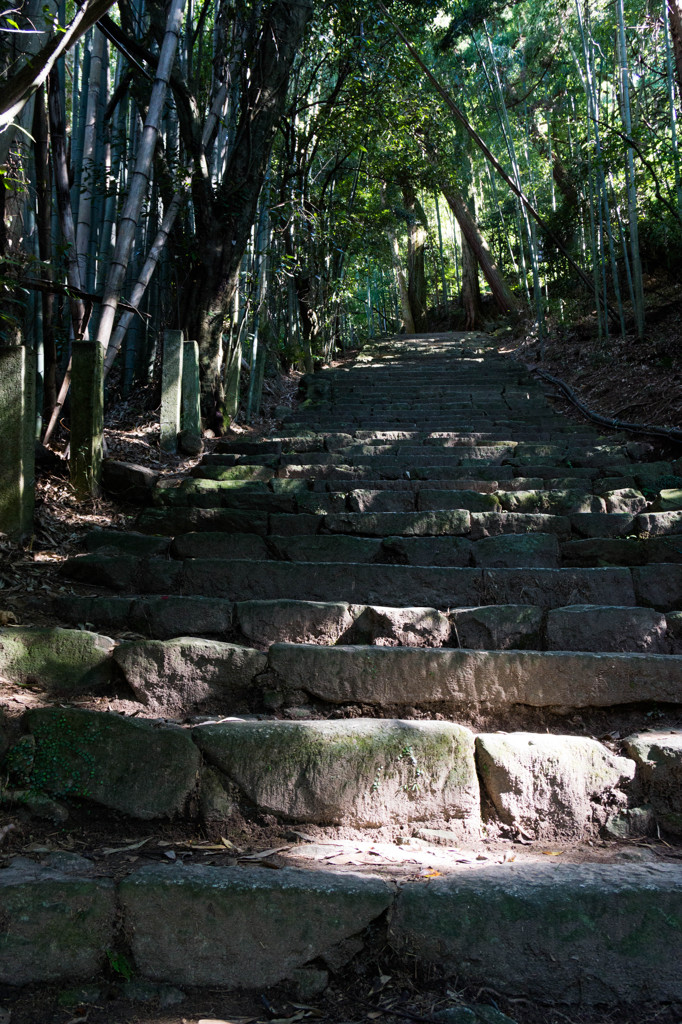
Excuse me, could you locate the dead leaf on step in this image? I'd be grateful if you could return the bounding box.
[197,1018,258,1024]
[369,975,392,995]
[543,851,563,856]
[239,846,290,861]
[269,1012,307,1024]
[101,838,150,855]
[198,1019,258,1024]
[220,836,238,850]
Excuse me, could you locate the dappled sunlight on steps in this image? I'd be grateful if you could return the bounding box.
[3,332,682,1002]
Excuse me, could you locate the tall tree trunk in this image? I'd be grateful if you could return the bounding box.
[32,85,57,420]
[185,0,313,422]
[439,179,518,314]
[401,181,428,331]
[381,183,415,333]
[669,0,682,107]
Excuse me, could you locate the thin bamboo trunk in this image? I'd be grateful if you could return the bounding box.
[95,0,187,355]
[616,0,645,337]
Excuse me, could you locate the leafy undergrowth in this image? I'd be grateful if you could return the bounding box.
[511,282,682,438]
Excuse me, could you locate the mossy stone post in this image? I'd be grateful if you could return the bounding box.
[181,340,201,439]
[160,329,184,452]
[0,345,35,537]
[70,341,104,498]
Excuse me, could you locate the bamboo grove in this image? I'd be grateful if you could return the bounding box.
[1,0,681,488]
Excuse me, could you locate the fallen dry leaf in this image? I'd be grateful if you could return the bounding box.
[239,846,290,861]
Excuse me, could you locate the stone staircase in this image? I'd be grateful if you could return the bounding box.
[2,332,682,1006]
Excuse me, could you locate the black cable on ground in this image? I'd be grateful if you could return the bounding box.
[533,368,682,445]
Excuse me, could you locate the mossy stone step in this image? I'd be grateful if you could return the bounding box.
[192,718,479,827]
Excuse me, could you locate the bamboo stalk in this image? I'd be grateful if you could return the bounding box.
[94,0,187,355]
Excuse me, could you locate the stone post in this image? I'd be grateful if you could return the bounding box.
[0,345,35,538]
[181,340,202,439]
[70,341,104,498]
[224,339,241,424]
[160,329,184,452]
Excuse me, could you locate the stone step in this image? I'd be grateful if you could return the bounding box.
[52,594,676,653]
[135,505,672,543]
[4,840,681,999]
[89,529,563,568]
[4,689,681,838]
[62,553,659,607]
[152,480,629,515]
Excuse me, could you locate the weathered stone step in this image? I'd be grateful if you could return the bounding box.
[62,553,652,607]
[5,852,681,1002]
[52,594,676,653]
[6,691,681,836]
[153,480,626,515]
[213,429,604,456]
[562,536,682,566]
[134,507,677,544]
[268,642,682,710]
[88,529,562,568]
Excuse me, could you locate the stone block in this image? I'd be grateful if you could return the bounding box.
[0,626,113,692]
[193,718,479,826]
[236,599,355,646]
[450,605,543,650]
[499,490,605,515]
[27,707,201,818]
[637,511,682,536]
[52,595,133,632]
[137,508,269,536]
[546,605,667,653]
[469,513,570,540]
[160,329,184,452]
[570,513,636,538]
[473,533,559,569]
[624,731,682,834]
[171,531,270,560]
[129,596,233,640]
[271,535,382,563]
[114,637,266,714]
[632,564,682,609]
[102,460,160,502]
[348,489,415,513]
[349,605,451,647]
[379,536,473,566]
[84,529,170,556]
[480,566,636,609]
[604,488,647,514]
[418,490,500,513]
[323,510,471,537]
[0,855,115,984]
[0,345,35,537]
[476,733,634,838]
[389,863,682,1003]
[120,863,392,987]
[180,339,201,441]
[659,488,682,512]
